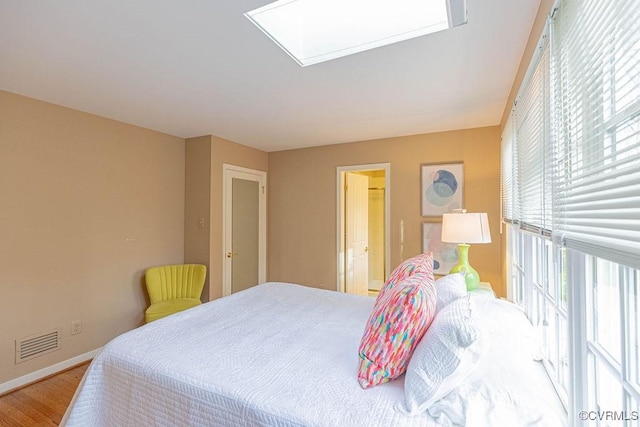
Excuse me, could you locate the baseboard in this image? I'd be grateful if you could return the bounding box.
[0,348,101,395]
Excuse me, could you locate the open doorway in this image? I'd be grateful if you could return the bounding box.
[336,163,390,297]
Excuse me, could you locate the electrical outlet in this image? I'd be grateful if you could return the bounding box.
[71,320,82,335]
[198,217,205,228]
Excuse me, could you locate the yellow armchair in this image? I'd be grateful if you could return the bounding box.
[145,264,207,323]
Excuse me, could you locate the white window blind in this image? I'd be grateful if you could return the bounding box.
[513,38,552,233]
[551,0,640,269]
[501,112,517,223]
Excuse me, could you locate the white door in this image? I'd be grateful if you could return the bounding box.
[223,165,266,296]
[345,172,369,296]
[368,188,385,291]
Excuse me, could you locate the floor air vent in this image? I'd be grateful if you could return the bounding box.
[15,329,61,364]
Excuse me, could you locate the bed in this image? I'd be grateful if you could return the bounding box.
[62,281,567,426]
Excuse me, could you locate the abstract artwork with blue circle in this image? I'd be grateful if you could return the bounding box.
[421,163,464,216]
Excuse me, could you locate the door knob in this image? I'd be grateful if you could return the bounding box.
[226,252,233,258]
[364,246,369,252]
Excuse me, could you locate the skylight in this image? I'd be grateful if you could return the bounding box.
[245,0,468,67]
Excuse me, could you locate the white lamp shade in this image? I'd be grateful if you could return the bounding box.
[441,212,491,244]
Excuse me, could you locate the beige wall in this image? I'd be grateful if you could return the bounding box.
[184,135,268,301]
[184,136,212,300]
[268,126,503,296]
[0,90,185,384]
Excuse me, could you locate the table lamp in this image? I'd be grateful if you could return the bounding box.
[441,210,491,291]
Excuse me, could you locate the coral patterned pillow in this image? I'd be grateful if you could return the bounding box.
[358,273,437,388]
[376,252,434,303]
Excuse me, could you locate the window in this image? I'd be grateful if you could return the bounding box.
[244,0,467,66]
[501,0,640,422]
[584,258,640,421]
[552,0,640,268]
[506,225,569,406]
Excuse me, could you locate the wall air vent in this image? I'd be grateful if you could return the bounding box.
[15,329,61,364]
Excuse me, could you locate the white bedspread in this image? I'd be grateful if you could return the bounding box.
[62,282,566,426]
[63,283,428,426]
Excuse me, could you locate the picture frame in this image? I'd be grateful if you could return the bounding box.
[422,222,459,275]
[421,162,464,216]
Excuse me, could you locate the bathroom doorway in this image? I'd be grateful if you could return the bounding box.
[337,163,390,296]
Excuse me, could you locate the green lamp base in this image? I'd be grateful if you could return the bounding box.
[449,244,480,291]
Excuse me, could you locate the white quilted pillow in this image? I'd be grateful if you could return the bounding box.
[434,272,467,313]
[403,295,483,414]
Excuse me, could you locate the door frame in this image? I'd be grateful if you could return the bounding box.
[222,164,267,297]
[336,163,390,293]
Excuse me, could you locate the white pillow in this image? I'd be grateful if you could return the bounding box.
[403,295,484,414]
[435,272,467,313]
[425,298,566,426]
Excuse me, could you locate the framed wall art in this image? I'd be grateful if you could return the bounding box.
[421,162,463,216]
[422,222,459,275]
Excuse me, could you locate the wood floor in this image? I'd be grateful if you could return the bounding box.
[0,363,89,426]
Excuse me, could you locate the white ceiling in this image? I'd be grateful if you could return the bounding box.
[0,1,540,152]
